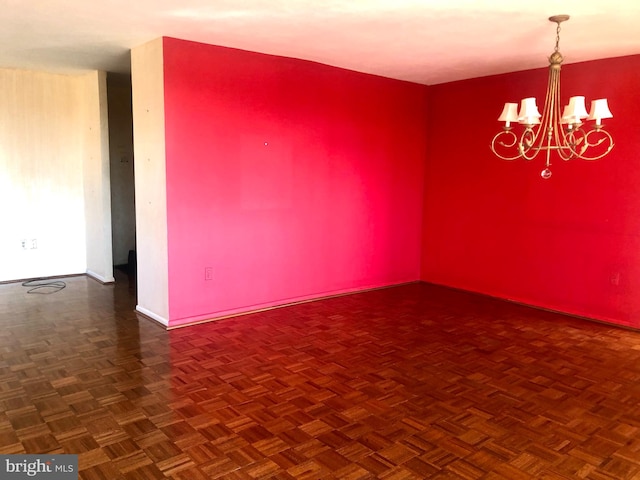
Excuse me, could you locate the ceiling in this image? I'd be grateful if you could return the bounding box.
[2,0,640,85]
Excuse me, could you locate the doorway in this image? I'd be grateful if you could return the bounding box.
[107,73,136,277]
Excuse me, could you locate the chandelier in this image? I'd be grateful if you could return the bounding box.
[490,15,614,179]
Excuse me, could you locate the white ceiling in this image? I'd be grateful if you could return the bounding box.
[2,0,640,85]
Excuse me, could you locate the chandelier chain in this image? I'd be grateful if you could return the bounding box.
[554,22,561,53]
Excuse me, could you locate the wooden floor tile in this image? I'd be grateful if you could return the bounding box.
[2,273,640,478]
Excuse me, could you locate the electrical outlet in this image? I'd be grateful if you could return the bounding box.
[31,239,37,249]
[205,267,213,281]
[21,239,27,250]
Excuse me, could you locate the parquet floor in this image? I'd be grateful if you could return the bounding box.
[1,274,640,479]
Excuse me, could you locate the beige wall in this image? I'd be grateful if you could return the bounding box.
[131,38,169,325]
[82,70,114,283]
[0,67,113,283]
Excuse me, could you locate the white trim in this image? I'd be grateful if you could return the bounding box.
[86,269,115,284]
[136,305,169,327]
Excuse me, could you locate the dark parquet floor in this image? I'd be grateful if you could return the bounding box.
[1,273,640,479]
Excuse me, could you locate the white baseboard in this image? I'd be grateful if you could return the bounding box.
[86,270,115,284]
[136,305,169,327]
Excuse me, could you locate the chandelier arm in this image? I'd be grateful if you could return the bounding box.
[572,128,615,160]
[550,68,577,162]
[542,70,556,167]
[518,128,541,160]
[520,51,564,164]
[552,65,582,161]
[560,128,586,159]
[556,127,614,161]
[490,130,526,160]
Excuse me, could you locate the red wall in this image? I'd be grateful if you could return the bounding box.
[162,38,428,326]
[422,55,640,328]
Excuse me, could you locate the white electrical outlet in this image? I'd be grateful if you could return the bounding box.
[205,267,213,281]
[21,239,27,250]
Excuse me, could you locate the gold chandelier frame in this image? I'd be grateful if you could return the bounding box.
[490,15,614,179]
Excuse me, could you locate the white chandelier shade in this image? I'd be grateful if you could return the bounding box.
[587,99,613,125]
[490,15,614,179]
